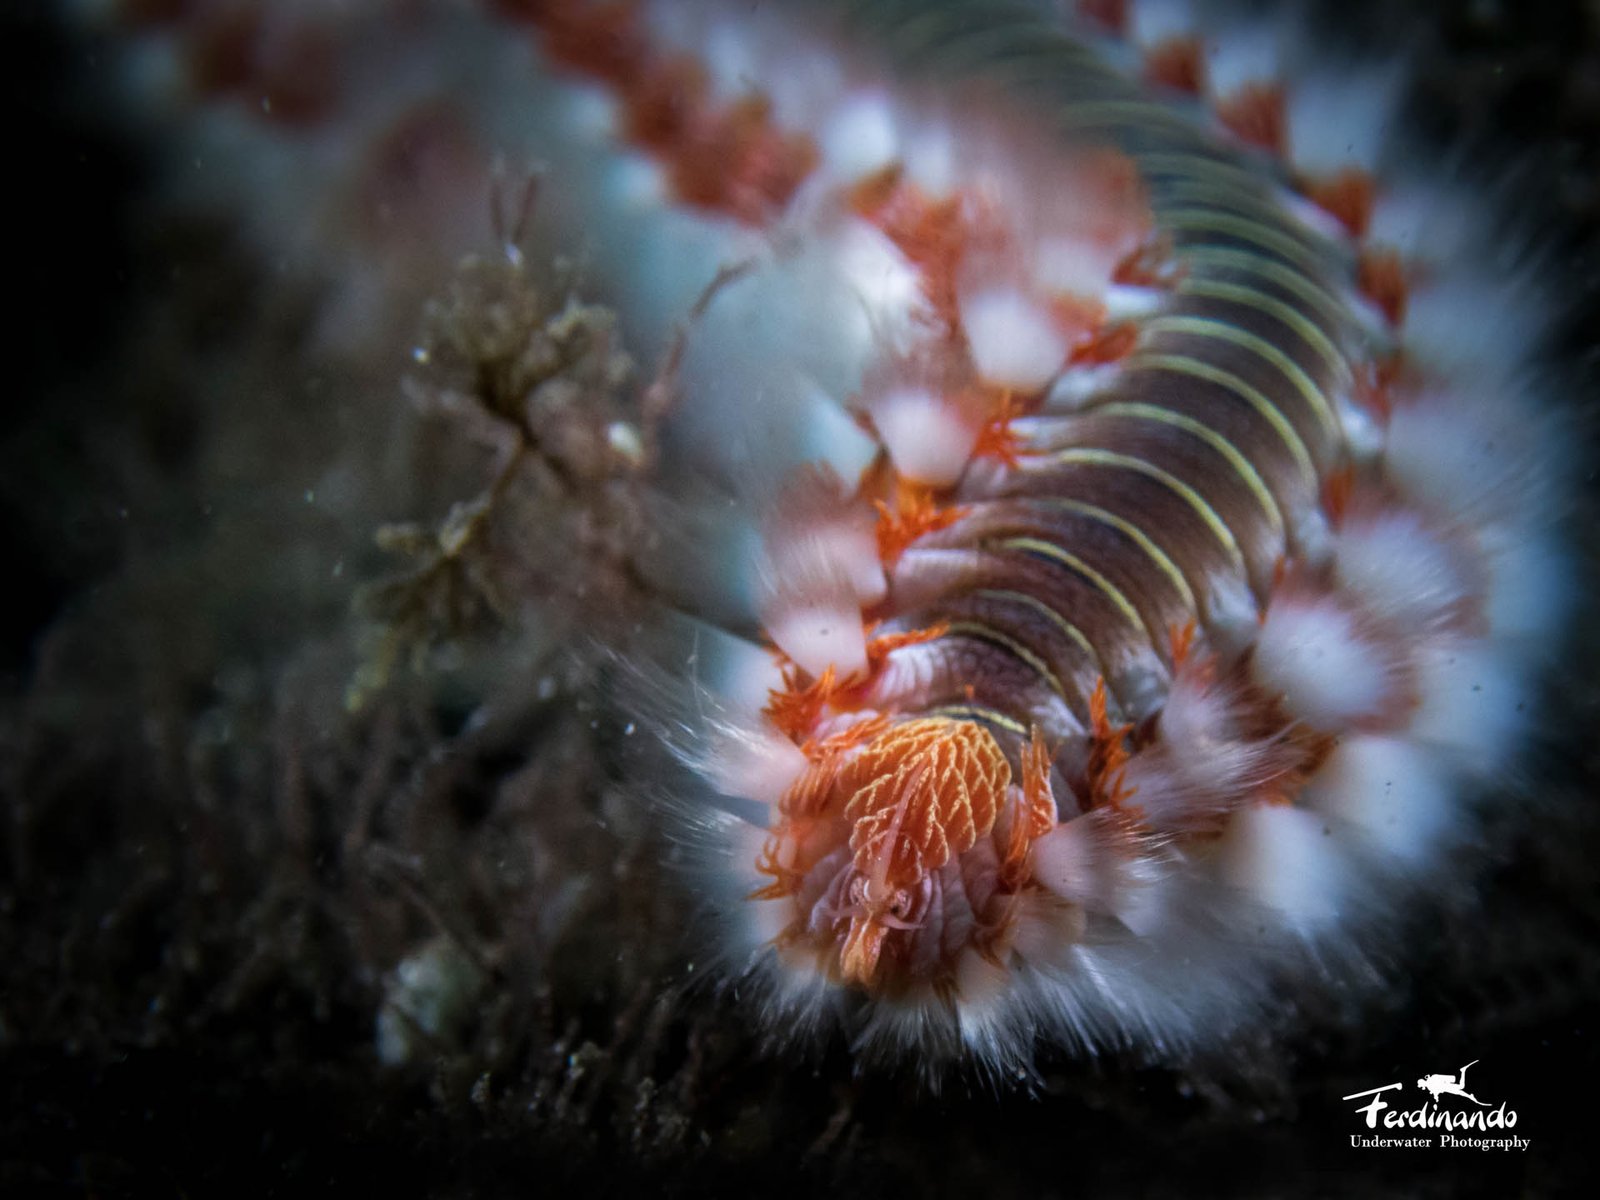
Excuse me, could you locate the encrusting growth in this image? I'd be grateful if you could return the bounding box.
[350,179,685,709]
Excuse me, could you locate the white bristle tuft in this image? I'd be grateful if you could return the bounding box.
[705,727,811,807]
[1103,283,1166,320]
[602,150,669,211]
[959,287,1069,391]
[1284,66,1402,175]
[1251,597,1394,727]
[954,950,1013,1042]
[828,217,932,357]
[1032,814,1113,908]
[820,91,900,180]
[1382,390,1540,525]
[869,386,980,486]
[1202,26,1283,101]
[899,117,958,193]
[764,604,868,680]
[1216,803,1344,929]
[765,48,846,130]
[1302,735,1455,866]
[762,476,888,608]
[1331,509,1472,631]
[1479,524,1572,641]
[1366,178,1480,265]
[702,20,759,99]
[1033,236,1121,297]
[796,376,884,484]
[1032,811,1170,932]
[1129,0,1197,50]
[1408,643,1531,776]
[559,82,624,144]
[1288,502,1335,568]
[1204,573,1271,655]
[1401,278,1546,386]
[797,527,886,607]
[1045,363,1120,410]
[708,638,789,723]
[1012,893,1089,969]
[1146,668,1275,804]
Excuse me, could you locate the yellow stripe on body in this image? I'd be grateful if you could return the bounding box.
[1177,277,1349,389]
[940,620,1069,700]
[1160,207,1330,281]
[1043,448,1247,575]
[1124,352,1319,491]
[1089,401,1286,541]
[999,533,1153,630]
[969,587,1104,668]
[1011,497,1198,613]
[924,704,1030,737]
[1139,313,1341,444]
[1177,244,1349,333]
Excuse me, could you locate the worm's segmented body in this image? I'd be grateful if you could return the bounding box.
[96,0,1577,1070]
[532,0,1570,1066]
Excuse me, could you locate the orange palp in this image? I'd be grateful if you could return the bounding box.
[838,718,1010,888]
[757,716,1023,988]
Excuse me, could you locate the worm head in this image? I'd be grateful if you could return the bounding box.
[755,717,1056,998]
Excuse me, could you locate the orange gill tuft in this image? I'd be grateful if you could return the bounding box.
[835,718,1011,984]
[761,717,1015,987]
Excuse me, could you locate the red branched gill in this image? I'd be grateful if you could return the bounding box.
[754,717,1055,997]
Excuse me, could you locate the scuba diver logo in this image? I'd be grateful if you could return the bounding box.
[1416,1060,1489,1106]
[1343,1061,1527,1150]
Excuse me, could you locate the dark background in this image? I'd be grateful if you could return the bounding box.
[2,1,1598,1195]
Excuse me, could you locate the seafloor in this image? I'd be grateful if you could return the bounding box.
[3,2,1599,1196]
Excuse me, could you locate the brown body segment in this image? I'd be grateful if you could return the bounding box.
[909,498,1197,661]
